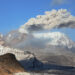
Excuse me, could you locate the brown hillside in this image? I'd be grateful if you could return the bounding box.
[0,53,25,75]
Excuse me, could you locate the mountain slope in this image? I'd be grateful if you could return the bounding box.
[3,30,28,47]
[3,31,75,50]
[0,33,4,45]
[0,53,25,75]
[0,45,75,75]
[0,45,43,70]
[32,32,75,49]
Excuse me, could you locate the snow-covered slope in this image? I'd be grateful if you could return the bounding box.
[14,72,30,75]
[33,32,75,49]
[0,45,34,60]
[3,31,75,49]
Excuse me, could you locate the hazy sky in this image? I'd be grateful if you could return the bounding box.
[0,0,75,41]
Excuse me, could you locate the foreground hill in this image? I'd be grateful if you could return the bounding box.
[0,53,25,75]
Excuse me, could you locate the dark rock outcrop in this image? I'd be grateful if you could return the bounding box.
[19,52,43,71]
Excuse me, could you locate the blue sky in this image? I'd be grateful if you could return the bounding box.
[0,0,75,41]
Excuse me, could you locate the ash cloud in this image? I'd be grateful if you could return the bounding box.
[19,9,75,33]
